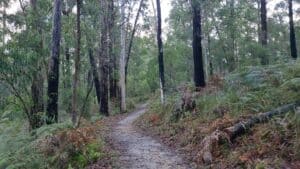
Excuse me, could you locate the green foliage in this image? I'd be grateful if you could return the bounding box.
[62,140,104,169]
[143,61,300,128]
[0,118,107,169]
[1,0,300,168]
[292,110,300,157]
[68,142,103,169]
[0,120,45,169]
[33,121,73,137]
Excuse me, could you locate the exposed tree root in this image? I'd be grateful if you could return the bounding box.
[198,103,297,164]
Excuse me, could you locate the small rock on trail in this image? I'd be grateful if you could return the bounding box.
[112,104,190,169]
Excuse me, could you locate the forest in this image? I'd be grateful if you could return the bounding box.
[0,0,300,168]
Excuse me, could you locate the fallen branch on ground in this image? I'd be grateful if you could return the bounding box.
[198,102,297,164]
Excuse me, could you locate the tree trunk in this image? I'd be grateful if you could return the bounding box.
[228,0,236,72]
[125,0,144,83]
[99,0,109,116]
[156,0,165,104]
[192,0,205,88]
[47,0,62,124]
[108,0,117,99]
[89,48,101,104]
[2,1,6,45]
[257,0,261,43]
[29,0,44,129]
[260,0,269,65]
[120,0,127,112]
[208,35,213,76]
[71,0,81,125]
[84,16,101,105]
[288,0,297,59]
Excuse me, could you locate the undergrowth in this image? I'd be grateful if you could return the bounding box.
[0,116,112,169]
[136,61,300,168]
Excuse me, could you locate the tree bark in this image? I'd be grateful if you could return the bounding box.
[192,0,205,88]
[71,0,81,125]
[89,48,101,104]
[257,0,261,43]
[120,0,127,112]
[108,0,117,99]
[29,0,44,129]
[260,0,269,65]
[156,0,165,104]
[2,1,6,45]
[125,0,144,83]
[288,0,298,59]
[47,0,62,124]
[99,0,109,116]
[208,35,213,76]
[199,103,297,164]
[228,0,236,72]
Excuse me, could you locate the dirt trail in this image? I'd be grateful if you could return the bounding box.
[112,104,190,169]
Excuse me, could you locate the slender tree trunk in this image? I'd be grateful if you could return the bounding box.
[88,49,101,104]
[120,0,126,112]
[192,0,205,88]
[108,0,117,99]
[228,0,235,72]
[64,46,71,88]
[2,2,6,45]
[257,0,261,43]
[156,0,165,104]
[208,34,213,76]
[288,0,297,59]
[260,0,267,46]
[71,0,81,125]
[29,0,44,129]
[47,0,62,124]
[125,0,144,83]
[83,16,101,105]
[62,1,72,114]
[260,0,269,65]
[99,0,109,116]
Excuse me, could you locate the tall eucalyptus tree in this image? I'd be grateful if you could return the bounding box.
[120,0,126,112]
[260,0,268,65]
[156,0,165,103]
[71,0,82,124]
[47,0,62,124]
[288,0,297,59]
[192,0,205,88]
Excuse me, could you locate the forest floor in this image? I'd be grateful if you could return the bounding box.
[89,104,190,169]
[92,63,300,169]
[134,63,300,169]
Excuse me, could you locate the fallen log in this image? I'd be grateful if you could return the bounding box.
[198,102,297,164]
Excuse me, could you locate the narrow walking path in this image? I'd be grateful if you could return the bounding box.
[112,104,190,169]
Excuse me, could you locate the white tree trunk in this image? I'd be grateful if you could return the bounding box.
[160,79,164,104]
[120,0,126,112]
